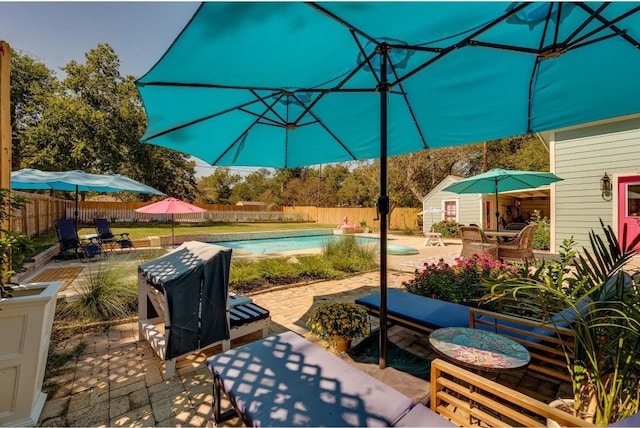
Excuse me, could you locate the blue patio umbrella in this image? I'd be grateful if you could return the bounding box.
[11,168,165,225]
[135,2,640,367]
[442,169,563,231]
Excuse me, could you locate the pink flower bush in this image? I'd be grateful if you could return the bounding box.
[402,254,518,308]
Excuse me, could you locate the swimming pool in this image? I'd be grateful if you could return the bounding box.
[212,234,418,255]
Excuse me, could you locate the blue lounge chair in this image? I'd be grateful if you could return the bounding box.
[94,218,134,252]
[55,219,101,261]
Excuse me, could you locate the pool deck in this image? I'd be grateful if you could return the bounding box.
[24,234,569,427]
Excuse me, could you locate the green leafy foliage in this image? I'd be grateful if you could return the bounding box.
[529,211,551,250]
[481,221,640,425]
[56,254,138,321]
[0,189,34,298]
[229,235,377,294]
[306,302,370,343]
[402,254,517,310]
[431,220,460,238]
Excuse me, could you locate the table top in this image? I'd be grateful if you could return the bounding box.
[429,327,530,372]
[483,230,520,238]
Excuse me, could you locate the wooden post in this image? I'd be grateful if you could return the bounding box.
[0,41,11,233]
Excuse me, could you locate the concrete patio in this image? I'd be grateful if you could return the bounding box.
[32,235,569,427]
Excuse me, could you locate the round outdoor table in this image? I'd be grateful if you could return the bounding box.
[429,327,530,373]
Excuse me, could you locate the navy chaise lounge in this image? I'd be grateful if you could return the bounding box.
[355,288,471,333]
[206,331,454,427]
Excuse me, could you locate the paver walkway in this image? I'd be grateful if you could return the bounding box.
[35,235,570,427]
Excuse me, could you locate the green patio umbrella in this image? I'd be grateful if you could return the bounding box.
[135,2,640,368]
[442,169,563,231]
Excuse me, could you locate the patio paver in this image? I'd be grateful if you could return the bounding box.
[36,236,569,427]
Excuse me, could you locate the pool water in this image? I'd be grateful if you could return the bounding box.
[213,234,379,254]
[212,234,419,255]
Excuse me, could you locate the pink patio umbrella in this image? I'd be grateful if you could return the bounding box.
[135,197,206,245]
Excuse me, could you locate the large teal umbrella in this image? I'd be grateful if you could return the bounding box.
[135,2,640,367]
[443,169,563,231]
[11,169,165,226]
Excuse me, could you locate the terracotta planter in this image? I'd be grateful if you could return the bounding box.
[330,336,352,353]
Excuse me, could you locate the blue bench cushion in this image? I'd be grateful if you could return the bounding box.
[355,289,470,331]
[207,331,425,426]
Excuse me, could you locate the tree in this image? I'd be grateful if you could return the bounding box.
[197,167,242,204]
[18,43,197,199]
[9,50,57,169]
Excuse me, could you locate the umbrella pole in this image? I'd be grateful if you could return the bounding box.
[75,184,79,229]
[171,213,175,246]
[378,44,389,369]
[495,182,500,232]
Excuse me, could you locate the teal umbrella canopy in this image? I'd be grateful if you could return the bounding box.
[442,169,563,230]
[11,169,165,224]
[135,2,640,368]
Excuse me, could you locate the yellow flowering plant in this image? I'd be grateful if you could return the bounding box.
[306,302,370,344]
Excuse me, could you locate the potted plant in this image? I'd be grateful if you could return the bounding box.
[0,188,63,427]
[483,221,640,426]
[306,301,370,353]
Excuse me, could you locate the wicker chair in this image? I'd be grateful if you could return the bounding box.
[459,226,498,259]
[498,223,537,263]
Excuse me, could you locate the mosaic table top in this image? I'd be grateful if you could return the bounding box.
[429,327,530,372]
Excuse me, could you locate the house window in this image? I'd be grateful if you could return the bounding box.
[628,184,640,217]
[444,200,457,222]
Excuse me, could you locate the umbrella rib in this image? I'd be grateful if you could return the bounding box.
[562,2,609,47]
[394,2,529,87]
[142,97,264,142]
[306,2,378,45]
[388,61,429,151]
[575,3,640,49]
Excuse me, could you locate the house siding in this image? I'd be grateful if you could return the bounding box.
[422,176,483,233]
[553,117,640,252]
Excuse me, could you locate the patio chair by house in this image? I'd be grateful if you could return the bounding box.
[54,219,101,261]
[498,223,537,263]
[459,225,498,259]
[94,218,134,251]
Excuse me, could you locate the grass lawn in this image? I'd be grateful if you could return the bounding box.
[77,222,336,240]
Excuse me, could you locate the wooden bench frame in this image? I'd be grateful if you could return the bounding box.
[431,359,593,427]
[469,307,575,382]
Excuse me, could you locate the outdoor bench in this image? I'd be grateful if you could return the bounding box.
[206,330,455,427]
[355,289,471,333]
[203,330,594,427]
[356,289,573,382]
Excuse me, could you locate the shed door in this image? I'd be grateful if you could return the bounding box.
[618,175,640,251]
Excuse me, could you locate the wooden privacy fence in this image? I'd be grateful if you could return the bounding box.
[10,191,72,237]
[9,194,422,236]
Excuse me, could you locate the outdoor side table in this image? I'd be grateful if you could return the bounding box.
[429,327,530,373]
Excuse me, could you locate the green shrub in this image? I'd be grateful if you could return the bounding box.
[322,235,377,273]
[431,220,460,238]
[530,213,551,250]
[57,255,138,321]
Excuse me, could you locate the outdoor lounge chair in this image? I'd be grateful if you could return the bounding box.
[459,225,498,259]
[54,218,101,261]
[206,330,454,427]
[94,218,134,252]
[137,241,270,378]
[497,223,537,263]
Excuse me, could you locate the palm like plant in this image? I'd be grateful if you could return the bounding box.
[483,221,640,425]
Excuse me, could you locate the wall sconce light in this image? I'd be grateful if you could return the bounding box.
[601,172,613,201]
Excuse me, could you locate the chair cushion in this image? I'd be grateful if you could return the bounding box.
[207,331,416,426]
[356,289,470,331]
[394,403,456,427]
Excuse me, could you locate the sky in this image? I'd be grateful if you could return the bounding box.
[0,1,258,177]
